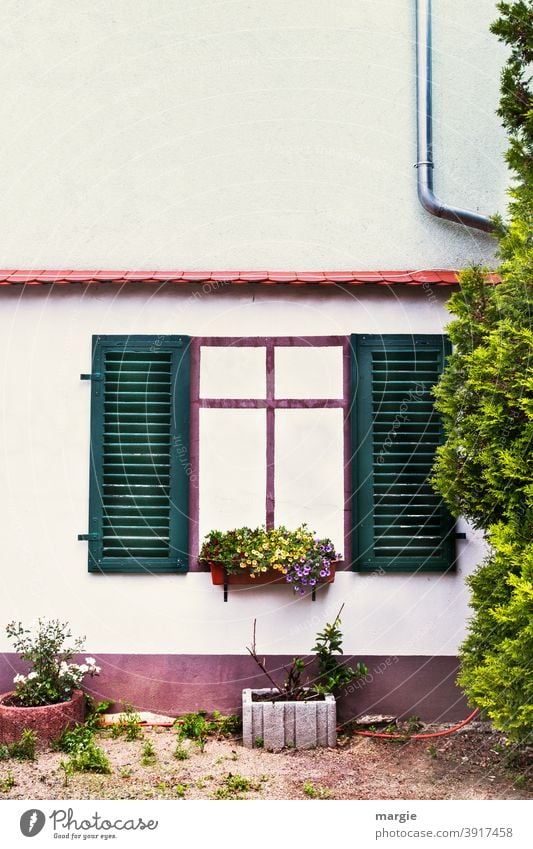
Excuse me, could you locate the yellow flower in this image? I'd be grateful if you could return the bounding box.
[252,560,257,566]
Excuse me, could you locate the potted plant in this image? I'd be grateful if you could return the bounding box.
[242,605,367,749]
[0,619,100,747]
[200,524,339,597]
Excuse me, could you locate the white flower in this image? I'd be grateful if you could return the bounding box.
[94,666,101,675]
[85,657,96,666]
[78,664,89,674]
[13,673,26,684]
[27,671,38,680]
[59,661,70,674]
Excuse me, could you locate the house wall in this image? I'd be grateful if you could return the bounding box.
[0,0,507,720]
[0,284,485,719]
[0,0,506,269]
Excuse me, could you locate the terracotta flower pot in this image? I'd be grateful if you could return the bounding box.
[0,689,86,748]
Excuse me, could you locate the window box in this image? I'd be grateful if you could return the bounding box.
[209,560,337,587]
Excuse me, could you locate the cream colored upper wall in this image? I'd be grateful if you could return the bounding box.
[0,0,507,269]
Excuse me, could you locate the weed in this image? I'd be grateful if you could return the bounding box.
[211,710,241,737]
[52,723,94,755]
[196,778,207,789]
[140,740,157,766]
[404,716,423,734]
[0,771,16,792]
[514,774,526,788]
[0,745,9,761]
[385,723,398,734]
[175,783,188,798]
[427,745,438,759]
[67,742,112,774]
[174,710,241,751]
[212,772,264,800]
[84,697,113,730]
[109,703,144,741]
[254,737,264,748]
[9,729,37,761]
[173,743,190,761]
[302,781,334,799]
[59,760,72,787]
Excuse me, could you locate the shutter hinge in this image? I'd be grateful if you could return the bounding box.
[80,372,102,381]
[78,532,99,541]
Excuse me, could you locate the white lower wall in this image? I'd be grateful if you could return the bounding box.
[0,283,487,656]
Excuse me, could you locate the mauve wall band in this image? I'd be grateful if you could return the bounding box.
[0,653,468,725]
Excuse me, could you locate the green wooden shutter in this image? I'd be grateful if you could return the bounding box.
[351,334,454,572]
[86,335,190,573]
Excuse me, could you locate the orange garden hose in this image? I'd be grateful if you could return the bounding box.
[101,708,482,739]
[348,708,480,740]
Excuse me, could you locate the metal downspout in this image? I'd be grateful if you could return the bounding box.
[415,0,495,233]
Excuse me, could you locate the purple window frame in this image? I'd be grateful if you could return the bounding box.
[189,336,352,571]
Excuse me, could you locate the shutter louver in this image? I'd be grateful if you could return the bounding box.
[102,351,172,559]
[352,335,454,572]
[86,336,190,573]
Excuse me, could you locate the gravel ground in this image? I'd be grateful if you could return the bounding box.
[0,723,531,801]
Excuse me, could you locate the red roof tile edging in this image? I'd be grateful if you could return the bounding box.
[0,269,500,286]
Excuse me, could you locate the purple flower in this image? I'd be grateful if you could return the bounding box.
[309,579,316,586]
[319,570,326,577]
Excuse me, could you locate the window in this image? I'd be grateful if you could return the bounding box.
[351,334,454,572]
[84,335,190,573]
[82,333,454,575]
[192,338,347,560]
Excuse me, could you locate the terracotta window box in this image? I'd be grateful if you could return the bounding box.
[208,560,337,601]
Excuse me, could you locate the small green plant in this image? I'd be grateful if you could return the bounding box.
[0,771,16,792]
[427,745,438,759]
[196,778,207,789]
[404,716,423,734]
[173,743,190,761]
[176,711,210,752]
[66,742,112,774]
[59,760,73,787]
[118,766,133,779]
[84,697,112,730]
[52,723,94,755]
[110,703,144,741]
[254,737,264,748]
[385,723,397,734]
[8,729,37,761]
[174,783,188,798]
[212,772,264,800]
[211,710,241,737]
[302,781,334,799]
[140,740,157,766]
[0,744,9,761]
[514,774,527,788]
